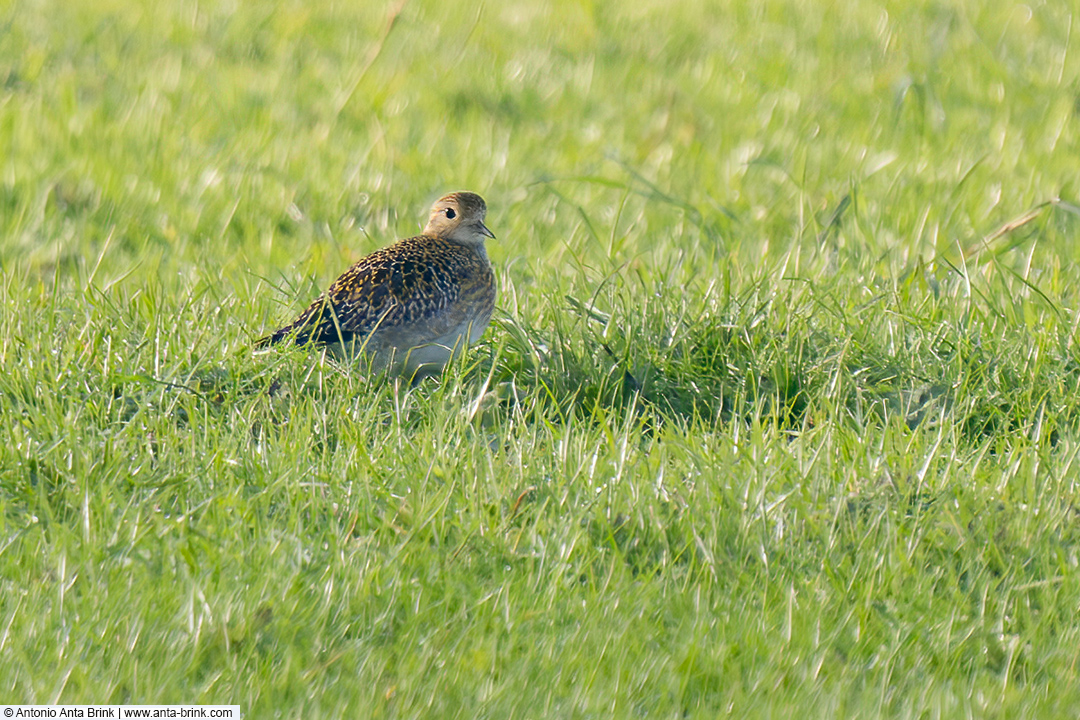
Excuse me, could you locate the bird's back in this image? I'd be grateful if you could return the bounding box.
[260,234,495,351]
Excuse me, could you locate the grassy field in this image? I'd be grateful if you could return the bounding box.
[3,0,1080,716]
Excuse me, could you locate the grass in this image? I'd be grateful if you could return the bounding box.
[3,0,1080,716]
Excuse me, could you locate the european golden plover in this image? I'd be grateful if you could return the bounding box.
[258,191,496,380]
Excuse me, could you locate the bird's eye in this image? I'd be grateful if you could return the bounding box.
[445,208,456,219]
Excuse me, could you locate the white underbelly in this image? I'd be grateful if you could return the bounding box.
[330,314,491,379]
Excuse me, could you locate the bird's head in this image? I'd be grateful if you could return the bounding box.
[424,191,495,246]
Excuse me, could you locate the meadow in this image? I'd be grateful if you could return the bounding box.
[2,0,1080,716]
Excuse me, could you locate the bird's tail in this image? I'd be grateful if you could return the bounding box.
[254,325,298,348]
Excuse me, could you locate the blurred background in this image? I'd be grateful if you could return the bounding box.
[4,0,1077,308]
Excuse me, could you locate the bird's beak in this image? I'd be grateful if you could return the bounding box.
[478,221,496,239]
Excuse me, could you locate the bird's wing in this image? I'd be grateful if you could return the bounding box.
[260,237,469,346]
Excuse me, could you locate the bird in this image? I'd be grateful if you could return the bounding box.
[258,191,496,380]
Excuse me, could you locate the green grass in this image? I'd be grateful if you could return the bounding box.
[3,0,1080,716]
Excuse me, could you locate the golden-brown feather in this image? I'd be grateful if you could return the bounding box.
[258,191,496,378]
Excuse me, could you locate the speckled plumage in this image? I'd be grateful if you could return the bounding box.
[259,192,496,379]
